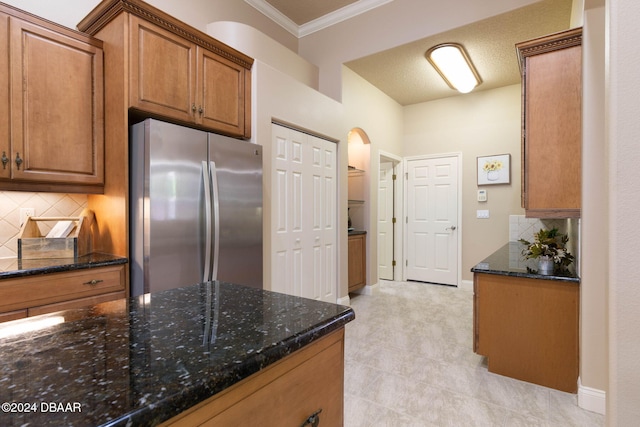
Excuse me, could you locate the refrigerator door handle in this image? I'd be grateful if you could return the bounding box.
[202,161,213,282]
[209,161,221,281]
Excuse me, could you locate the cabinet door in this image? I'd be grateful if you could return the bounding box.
[0,13,8,181]
[271,125,338,303]
[519,28,582,218]
[8,17,104,186]
[348,234,366,291]
[197,47,247,137]
[129,15,196,123]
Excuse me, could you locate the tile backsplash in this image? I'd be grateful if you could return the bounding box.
[509,215,568,243]
[0,191,87,259]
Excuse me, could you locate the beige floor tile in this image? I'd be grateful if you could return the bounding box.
[344,280,604,427]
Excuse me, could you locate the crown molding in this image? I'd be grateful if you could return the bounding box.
[245,0,392,38]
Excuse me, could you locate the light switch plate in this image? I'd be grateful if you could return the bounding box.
[476,209,489,219]
[477,189,487,202]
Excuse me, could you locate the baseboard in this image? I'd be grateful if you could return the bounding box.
[336,295,351,306]
[460,279,473,292]
[578,377,606,415]
[353,282,379,296]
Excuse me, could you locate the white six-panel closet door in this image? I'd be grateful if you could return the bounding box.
[271,123,337,303]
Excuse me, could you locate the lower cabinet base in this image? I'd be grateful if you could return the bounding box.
[474,273,579,393]
[161,328,345,426]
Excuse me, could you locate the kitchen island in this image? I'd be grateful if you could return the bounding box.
[0,281,355,426]
[471,243,579,392]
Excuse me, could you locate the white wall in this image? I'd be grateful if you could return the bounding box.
[607,0,640,423]
[403,85,523,282]
[341,67,405,288]
[581,4,608,412]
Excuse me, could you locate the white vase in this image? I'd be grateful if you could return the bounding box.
[538,257,554,275]
[487,170,499,181]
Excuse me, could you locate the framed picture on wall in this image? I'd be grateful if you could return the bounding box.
[477,154,511,185]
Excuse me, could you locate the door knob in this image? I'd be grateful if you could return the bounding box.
[446,226,457,231]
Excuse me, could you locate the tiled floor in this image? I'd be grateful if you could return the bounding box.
[344,280,604,427]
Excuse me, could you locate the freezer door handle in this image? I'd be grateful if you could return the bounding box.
[202,161,213,282]
[209,161,221,281]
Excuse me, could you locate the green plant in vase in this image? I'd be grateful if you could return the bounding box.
[519,228,574,274]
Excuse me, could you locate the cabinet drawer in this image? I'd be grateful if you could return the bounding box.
[28,291,125,317]
[0,265,125,313]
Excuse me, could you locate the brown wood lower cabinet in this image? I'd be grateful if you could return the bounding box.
[0,265,126,320]
[161,329,345,427]
[348,233,366,292]
[473,273,579,392]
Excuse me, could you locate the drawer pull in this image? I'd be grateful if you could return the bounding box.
[83,279,104,286]
[300,408,322,427]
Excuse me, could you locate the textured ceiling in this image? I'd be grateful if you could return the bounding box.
[346,0,573,105]
[265,0,358,25]
[251,0,574,105]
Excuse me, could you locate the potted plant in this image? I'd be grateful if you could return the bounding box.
[519,228,574,275]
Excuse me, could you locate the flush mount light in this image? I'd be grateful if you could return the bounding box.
[426,43,482,93]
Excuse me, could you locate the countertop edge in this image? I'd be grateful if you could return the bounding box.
[471,267,580,283]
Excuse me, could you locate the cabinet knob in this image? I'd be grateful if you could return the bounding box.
[1,151,7,170]
[198,105,203,115]
[300,408,322,427]
[192,103,197,113]
[83,279,104,286]
[15,153,23,170]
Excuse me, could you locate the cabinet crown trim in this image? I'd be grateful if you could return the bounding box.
[516,27,582,71]
[78,0,254,70]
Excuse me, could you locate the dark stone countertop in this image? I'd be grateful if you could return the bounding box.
[470,242,580,283]
[0,253,128,279]
[0,281,355,426]
[348,229,367,236]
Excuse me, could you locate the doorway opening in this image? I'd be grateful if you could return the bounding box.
[378,151,403,282]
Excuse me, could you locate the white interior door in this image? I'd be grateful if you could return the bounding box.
[271,124,337,302]
[378,161,394,280]
[405,155,459,286]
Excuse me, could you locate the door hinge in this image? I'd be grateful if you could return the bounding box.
[392,174,397,181]
[406,217,408,223]
[406,260,408,266]
[392,217,396,224]
[405,172,408,179]
[392,260,396,267]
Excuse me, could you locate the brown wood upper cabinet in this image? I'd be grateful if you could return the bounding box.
[0,3,104,193]
[517,28,582,218]
[80,0,253,138]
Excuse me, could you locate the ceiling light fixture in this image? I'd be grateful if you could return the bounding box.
[426,43,482,94]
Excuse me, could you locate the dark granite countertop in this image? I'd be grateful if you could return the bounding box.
[348,229,367,236]
[0,281,355,426]
[471,242,580,283]
[0,253,128,280]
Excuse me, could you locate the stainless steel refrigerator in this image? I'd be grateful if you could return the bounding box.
[130,119,262,296]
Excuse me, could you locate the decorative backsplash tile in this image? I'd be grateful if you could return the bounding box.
[509,215,567,243]
[0,191,87,259]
